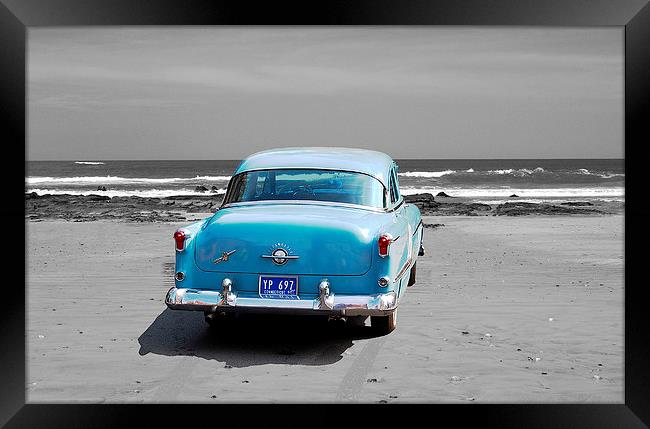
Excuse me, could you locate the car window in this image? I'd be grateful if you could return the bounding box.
[392,166,401,202]
[389,169,398,204]
[391,167,400,202]
[223,169,385,208]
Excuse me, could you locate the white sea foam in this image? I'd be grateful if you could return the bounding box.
[570,169,624,179]
[26,175,231,185]
[465,168,474,173]
[399,186,624,199]
[472,198,625,205]
[486,169,513,175]
[27,185,624,202]
[193,175,232,181]
[484,168,546,175]
[398,170,456,178]
[74,161,105,165]
[599,173,625,179]
[27,188,228,198]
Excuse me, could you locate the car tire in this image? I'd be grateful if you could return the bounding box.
[371,309,397,335]
[407,261,417,287]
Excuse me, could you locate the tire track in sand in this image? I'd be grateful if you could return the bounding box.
[336,337,387,401]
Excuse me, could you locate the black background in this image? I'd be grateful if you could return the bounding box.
[2,0,648,427]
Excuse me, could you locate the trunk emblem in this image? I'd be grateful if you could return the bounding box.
[271,248,289,265]
[213,249,237,264]
[261,244,299,265]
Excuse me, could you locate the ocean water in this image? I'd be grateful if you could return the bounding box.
[26,159,624,204]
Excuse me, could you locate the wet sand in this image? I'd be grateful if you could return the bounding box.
[26,215,623,403]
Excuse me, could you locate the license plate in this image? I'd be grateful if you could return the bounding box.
[259,275,299,299]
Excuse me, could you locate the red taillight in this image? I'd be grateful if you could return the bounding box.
[174,230,186,251]
[378,234,392,257]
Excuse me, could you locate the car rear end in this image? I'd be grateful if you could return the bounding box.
[165,204,403,318]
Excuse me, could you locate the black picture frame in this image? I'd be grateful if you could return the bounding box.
[2,0,648,427]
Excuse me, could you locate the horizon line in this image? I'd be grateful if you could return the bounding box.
[26,157,625,162]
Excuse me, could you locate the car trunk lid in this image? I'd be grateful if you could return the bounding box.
[193,203,382,278]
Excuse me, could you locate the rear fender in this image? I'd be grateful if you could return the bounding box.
[173,219,208,288]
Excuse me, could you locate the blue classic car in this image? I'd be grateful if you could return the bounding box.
[165,147,424,334]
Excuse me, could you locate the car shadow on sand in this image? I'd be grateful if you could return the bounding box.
[138,308,383,367]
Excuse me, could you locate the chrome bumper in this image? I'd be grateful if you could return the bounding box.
[165,287,397,316]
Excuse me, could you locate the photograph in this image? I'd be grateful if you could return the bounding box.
[26,26,624,403]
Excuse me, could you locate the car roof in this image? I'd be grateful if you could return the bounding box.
[234,147,395,188]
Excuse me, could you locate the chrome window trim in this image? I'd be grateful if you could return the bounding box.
[231,166,388,187]
[385,197,404,213]
[220,199,390,213]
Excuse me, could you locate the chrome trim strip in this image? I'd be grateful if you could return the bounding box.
[261,255,300,259]
[394,257,414,283]
[412,219,423,236]
[385,198,405,213]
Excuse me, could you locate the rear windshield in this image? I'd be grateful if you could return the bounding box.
[223,169,385,208]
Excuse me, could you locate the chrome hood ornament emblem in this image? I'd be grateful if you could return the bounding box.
[261,243,299,265]
[213,249,237,264]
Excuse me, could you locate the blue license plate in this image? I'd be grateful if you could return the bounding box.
[259,275,299,299]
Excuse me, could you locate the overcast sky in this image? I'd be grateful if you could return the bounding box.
[28,27,623,160]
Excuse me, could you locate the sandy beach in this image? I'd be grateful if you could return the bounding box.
[26,214,623,403]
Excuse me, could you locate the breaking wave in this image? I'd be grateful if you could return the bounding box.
[399,186,624,199]
[26,175,231,185]
[398,170,456,178]
[27,188,228,198]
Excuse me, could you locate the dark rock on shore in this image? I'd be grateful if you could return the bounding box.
[404,193,440,213]
[87,194,110,201]
[494,202,600,216]
[436,192,452,197]
[560,201,594,206]
[195,185,209,192]
[509,194,519,198]
[404,193,435,203]
[25,192,614,222]
[211,186,219,192]
[433,202,492,216]
[25,193,224,223]
[97,186,107,191]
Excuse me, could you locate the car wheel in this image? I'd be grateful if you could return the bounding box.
[371,309,397,335]
[407,261,417,287]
